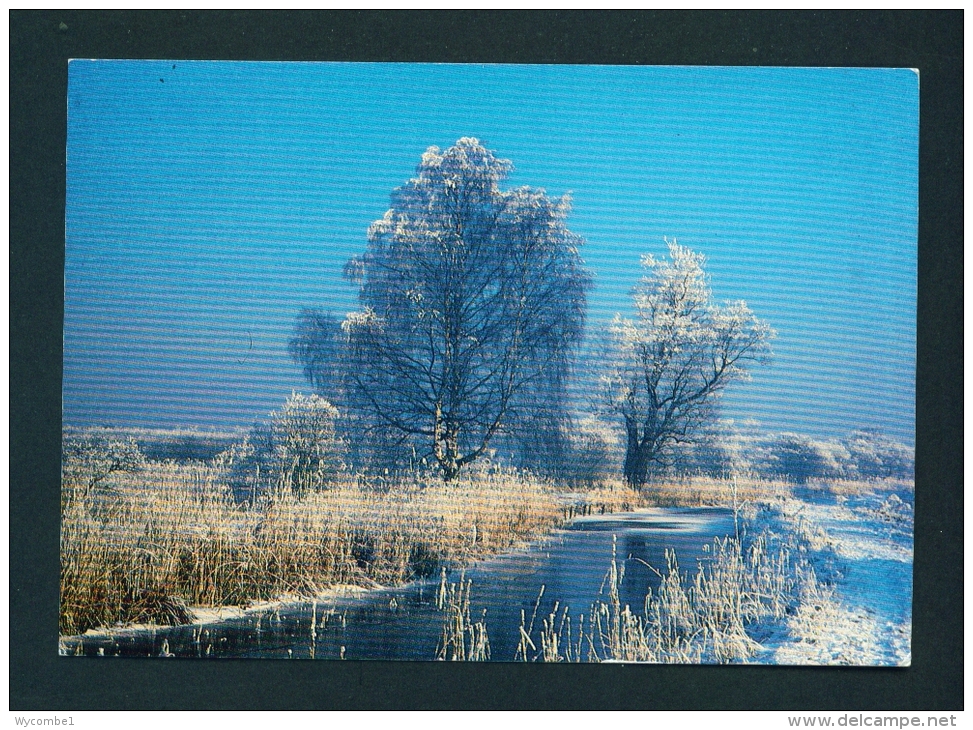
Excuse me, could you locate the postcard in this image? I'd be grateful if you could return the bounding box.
[60,62,916,664]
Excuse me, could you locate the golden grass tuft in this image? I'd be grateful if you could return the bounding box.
[60,459,566,635]
[811,476,914,500]
[573,480,644,515]
[639,474,793,508]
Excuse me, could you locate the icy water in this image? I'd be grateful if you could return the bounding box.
[61,507,734,661]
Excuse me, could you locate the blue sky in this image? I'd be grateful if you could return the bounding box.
[64,62,917,444]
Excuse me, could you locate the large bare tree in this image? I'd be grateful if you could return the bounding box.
[341,138,591,480]
[602,240,774,488]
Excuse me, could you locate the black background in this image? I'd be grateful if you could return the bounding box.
[10,10,963,710]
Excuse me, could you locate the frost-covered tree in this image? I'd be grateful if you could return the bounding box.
[341,138,591,480]
[601,241,774,488]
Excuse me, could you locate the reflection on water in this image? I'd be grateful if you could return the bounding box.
[61,507,733,661]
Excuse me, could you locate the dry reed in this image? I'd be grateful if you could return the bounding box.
[60,458,567,635]
[515,522,820,664]
[639,474,793,508]
[435,569,491,661]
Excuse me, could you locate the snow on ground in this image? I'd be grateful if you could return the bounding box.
[753,484,914,666]
[68,584,372,643]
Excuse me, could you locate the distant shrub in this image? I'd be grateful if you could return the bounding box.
[659,420,758,480]
[842,429,914,480]
[669,431,739,479]
[224,393,345,501]
[762,433,848,484]
[506,405,573,482]
[691,440,737,478]
[137,432,238,463]
[61,435,146,508]
[655,423,913,486]
[560,416,623,485]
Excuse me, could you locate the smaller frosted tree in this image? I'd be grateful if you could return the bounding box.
[226,393,345,501]
[601,240,774,488]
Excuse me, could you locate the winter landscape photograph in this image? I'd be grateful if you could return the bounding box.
[60,62,917,664]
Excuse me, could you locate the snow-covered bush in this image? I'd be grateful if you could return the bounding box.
[559,415,624,485]
[762,433,848,484]
[673,438,736,479]
[643,422,914,486]
[62,435,146,507]
[225,393,345,501]
[842,429,914,480]
[665,421,749,479]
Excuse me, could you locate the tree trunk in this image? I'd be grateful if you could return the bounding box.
[434,406,462,481]
[623,431,653,489]
[437,436,461,482]
[441,463,459,482]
